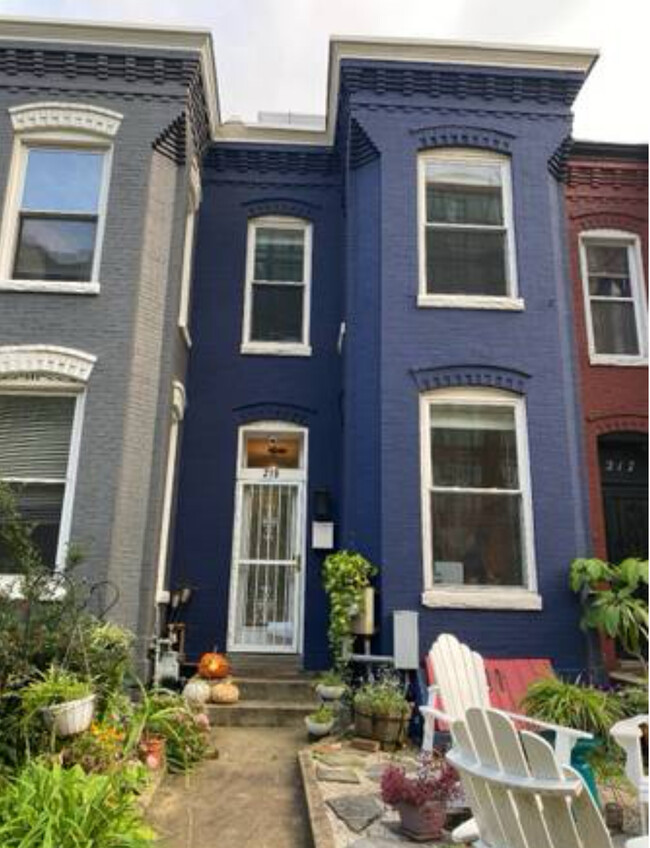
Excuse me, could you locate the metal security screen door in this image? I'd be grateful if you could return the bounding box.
[228,425,306,653]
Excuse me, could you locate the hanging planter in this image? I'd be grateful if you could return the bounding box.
[43,694,96,737]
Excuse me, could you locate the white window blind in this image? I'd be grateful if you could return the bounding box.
[0,395,75,480]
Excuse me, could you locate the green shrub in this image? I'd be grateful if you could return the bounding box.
[353,676,411,719]
[0,761,155,847]
[618,685,649,718]
[322,550,377,669]
[522,677,624,737]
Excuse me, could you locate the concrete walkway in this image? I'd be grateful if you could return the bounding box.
[149,727,313,848]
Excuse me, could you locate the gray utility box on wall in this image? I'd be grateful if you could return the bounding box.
[393,611,419,670]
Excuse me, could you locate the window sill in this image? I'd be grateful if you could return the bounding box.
[241,342,312,357]
[421,587,542,610]
[417,294,524,311]
[0,280,100,295]
[589,354,648,367]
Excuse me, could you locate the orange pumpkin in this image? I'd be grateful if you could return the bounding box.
[198,652,230,680]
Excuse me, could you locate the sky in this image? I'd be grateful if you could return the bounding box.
[0,0,648,143]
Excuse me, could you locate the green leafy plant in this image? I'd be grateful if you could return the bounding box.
[618,685,649,718]
[522,677,624,737]
[127,688,208,774]
[570,556,649,664]
[322,550,377,669]
[308,705,334,723]
[21,666,92,715]
[353,676,411,719]
[0,761,155,847]
[318,669,346,687]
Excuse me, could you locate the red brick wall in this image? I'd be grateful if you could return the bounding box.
[565,153,648,559]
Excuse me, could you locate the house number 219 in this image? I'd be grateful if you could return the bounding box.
[263,466,279,479]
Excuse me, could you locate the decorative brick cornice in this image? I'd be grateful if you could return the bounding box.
[566,162,648,193]
[411,364,530,394]
[0,345,96,384]
[339,63,583,108]
[152,113,187,164]
[587,412,648,436]
[412,124,514,153]
[10,101,123,137]
[243,198,320,219]
[548,135,572,180]
[350,118,379,168]
[233,402,316,426]
[205,145,340,177]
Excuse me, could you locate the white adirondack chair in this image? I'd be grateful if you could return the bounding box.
[420,634,592,765]
[447,706,642,848]
[611,714,648,835]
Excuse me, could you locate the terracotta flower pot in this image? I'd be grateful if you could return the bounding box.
[139,736,166,771]
[397,800,447,840]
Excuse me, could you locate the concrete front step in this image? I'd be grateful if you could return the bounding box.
[227,654,312,679]
[234,677,317,703]
[207,700,317,727]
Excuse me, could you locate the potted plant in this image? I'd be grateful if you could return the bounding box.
[22,666,95,737]
[316,669,347,701]
[322,550,377,669]
[305,705,335,737]
[381,752,461,840]
[570,557,648,675]
[353,676,411,745]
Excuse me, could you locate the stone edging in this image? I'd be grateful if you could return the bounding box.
[298,749,337,848]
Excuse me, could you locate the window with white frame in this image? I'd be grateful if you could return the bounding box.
[420,388,538,608]
[242,217,312,354]
[0,103,122,293]
[0,394,78,573]
[579,231,648,364]
[418,149,519,308]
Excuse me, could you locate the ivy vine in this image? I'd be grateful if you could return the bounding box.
[322,550,377,670]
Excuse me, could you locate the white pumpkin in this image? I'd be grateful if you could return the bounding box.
[183,677,211,707]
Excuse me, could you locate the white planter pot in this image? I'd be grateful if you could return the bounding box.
[316,683,346,701]
[305,716,334,737]
[43,694,95,737]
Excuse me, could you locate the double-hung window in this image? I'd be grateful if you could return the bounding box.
[579,231,647,365]
[418,149,520,309]
[420,388,539,609]
[0,394,78,573]
[0,103,121,294]
[242,217,312,355]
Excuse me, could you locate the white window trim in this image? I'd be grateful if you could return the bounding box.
[241,216,313,356]
[579,230,648,367]
[419,386,540,611]
[0,103,123,294]
[178,158,202,348]
[417,148,520,310]
[155,380,186,605]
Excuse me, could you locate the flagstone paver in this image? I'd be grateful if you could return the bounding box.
[148,726,312,848]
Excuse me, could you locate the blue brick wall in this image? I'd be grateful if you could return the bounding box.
[172,152,343,668]
[175,60,592,674]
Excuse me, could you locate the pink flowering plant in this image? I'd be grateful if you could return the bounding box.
[381,751,460,809]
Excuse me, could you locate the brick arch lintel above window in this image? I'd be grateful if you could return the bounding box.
[570,211,647,232]
[10,102,123,139]
[587,412,648,437]
[0,344,96,385]
[411,364,530,394]
[233,402,316,427]
[411,124,515,154]
[242,198,320,219]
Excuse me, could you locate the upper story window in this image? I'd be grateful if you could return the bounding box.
[241,216,312,356]
[0,103,122,295]
[579,231,648,366]
[417,149,521,311]
[420,387,539,610]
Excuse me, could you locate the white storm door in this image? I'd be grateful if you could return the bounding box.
[229,480,304,652]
